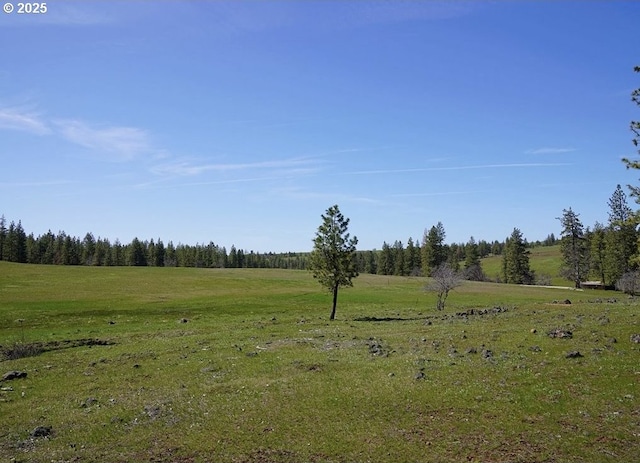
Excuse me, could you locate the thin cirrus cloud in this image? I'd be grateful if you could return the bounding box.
[525,147,577,155]
[151,158,323,177]
[0,107,51,135]
[54,119,154,162]
[0,106,156,162]
[344,163,572,176]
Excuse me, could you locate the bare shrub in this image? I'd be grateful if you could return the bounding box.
[426,263,463,311]
[616,271,640,295]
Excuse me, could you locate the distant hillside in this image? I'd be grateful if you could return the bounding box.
[481,245,573,286]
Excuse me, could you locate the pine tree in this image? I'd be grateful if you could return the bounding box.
[404,237,420,276]
[622,66,640,197]
[558,208,590,288]
[588,222,607,284]
[308,205,358,320]
[377,242,393,275]
[392,240,405,276]
[463,236,485,281]
[604,184,637,284]
[0,215,6,261]
[464,236,480,269]
[129,238,147,266]
[81,233,96,265]
[502,228,533,284]
[421,222,447,276]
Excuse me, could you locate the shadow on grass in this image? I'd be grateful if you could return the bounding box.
[1,338,115,361]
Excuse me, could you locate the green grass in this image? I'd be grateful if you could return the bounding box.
[1,261,639,462]
[481,245,574,286]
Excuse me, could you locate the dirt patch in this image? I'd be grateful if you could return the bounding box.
[1,338,115,361]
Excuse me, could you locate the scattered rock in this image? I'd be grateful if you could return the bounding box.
[108,320,116,325]
[455,306,509,317]
[367,338,389,357]
[30,426,52,438]
[631,334,640,344]
[2,370,27,381]
[144,405,161,420]
[465,347,477,355]
[530,345,542,352]
[246,351,258,358]
[179,318,188,324]
[414,371,426,380]
[566,351,583,359]
[481,349,493,359]
[80,397,98,408]
[548,328,573,339]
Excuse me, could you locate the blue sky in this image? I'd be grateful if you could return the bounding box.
[1,1,639,252]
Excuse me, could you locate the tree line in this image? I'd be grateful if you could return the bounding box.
[0,219,308,270]
[0,212,556,279]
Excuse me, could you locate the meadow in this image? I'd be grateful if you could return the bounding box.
[1,261,639,462]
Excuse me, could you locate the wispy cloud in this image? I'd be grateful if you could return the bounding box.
[54,120,153,161]
[151,157,322,177]
[526,147,577,155]
[344,163,572,175]
[0,107,51,135]
[0,180,73,188]
[273,186,384,205]
[391,189,491,198]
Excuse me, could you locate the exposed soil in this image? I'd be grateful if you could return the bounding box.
[1,338,115,361]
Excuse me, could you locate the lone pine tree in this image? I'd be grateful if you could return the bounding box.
[309,205,358,320]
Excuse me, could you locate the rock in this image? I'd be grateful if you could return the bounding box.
[530,328,537,334]
[563,299,572,304]
[548,328,573,339]
[144,405,161,420]
[566,351,583,359]
[414,371,426,380]
[530,345,542,352]
[30,426,52,438]
[80,397,98,408]
[481,349,493,359]
[179,318,188,324]
[631,334,640,343]
[2,370,27,381]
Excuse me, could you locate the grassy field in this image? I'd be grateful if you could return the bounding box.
[1,261,639,463]
[481,245,574,286]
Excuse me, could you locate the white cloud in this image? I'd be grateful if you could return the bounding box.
[0,107,51,135]
[346,163,572,175]
[54,119,153,161]
[151,157,321,177]
[526,147,577,155]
